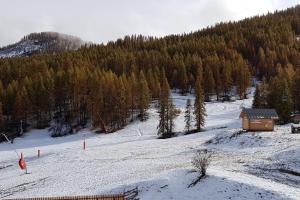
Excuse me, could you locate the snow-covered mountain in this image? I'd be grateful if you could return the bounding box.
[0,32,85,58]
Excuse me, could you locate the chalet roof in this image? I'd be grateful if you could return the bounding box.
[292,123,300,128]
[291,113,300,116]
[240,108,279,119]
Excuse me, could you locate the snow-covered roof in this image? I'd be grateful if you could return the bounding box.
[291,113,300,117]
[241,108,279,119]
[292,123,300,128]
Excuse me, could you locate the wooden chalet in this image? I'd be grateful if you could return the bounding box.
[240,108,279,131]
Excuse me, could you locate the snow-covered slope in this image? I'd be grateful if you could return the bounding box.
[0,90,299,199]
[0,32,84,58]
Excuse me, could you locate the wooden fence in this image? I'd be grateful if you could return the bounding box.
[6,194,125,200]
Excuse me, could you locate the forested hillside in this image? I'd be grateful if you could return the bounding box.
[0,6,300,135]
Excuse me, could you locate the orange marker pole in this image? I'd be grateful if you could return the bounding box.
[18,152,27,174]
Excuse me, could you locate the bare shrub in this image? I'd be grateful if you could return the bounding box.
[192,150,211,176]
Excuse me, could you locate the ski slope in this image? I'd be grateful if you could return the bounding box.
[0,90,299,199]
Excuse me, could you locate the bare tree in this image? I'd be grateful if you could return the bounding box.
[192,150,211,176]
[189,150,211,187]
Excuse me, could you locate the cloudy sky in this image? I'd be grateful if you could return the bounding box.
[0,0,299,46]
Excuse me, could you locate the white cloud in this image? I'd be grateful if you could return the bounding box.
[0,0,299,46]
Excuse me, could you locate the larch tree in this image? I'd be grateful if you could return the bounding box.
[0,80,4,104]
[194,70,206,132]
[138,71,150,121]
[184,98,193,133]
[236,58,251,99]
[0,6,300,135]
[13,87,30,124]
[204,67,215,101]
[292,70,300,111]
[178,62,188,95]
[115,78,127,127]
[257,47,267,78]
[146,69,155,98]
[5,81,18,118]
[223,61,233,95]
[88,73,103,129]
[129,72,138,121]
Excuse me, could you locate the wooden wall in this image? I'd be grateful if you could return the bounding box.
[242,117,274,131]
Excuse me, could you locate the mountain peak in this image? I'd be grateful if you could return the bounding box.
[0,32,85,58]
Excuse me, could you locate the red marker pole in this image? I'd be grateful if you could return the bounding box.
[18,152,27,174]
[38,150,40,158]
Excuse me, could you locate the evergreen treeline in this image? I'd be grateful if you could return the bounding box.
[0,6,300,133]
[253,64,300,123]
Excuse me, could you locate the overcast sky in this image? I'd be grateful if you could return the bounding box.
[0,0,299,46]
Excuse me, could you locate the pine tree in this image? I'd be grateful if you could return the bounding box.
[138,71,150,121]
[268,78,292,123]
[157,76,170,137]
[194,71,206,131]
[252,85,262,108]
[166,99,179,134]
[157,75,179,138]
[277,79,292,123]
[184,99,193,133]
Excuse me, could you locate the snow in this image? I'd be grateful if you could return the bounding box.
[1,89,299,199]
[292,123,300,128]
[0,40,42,58]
